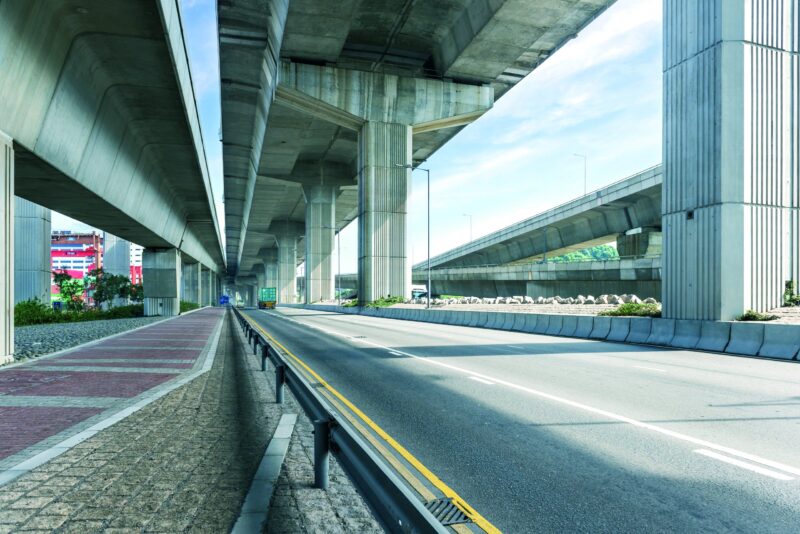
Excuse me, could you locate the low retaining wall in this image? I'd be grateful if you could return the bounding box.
[287,305,800,362]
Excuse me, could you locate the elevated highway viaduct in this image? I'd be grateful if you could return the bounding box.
[0,0,227,363]
[223,0,799,322]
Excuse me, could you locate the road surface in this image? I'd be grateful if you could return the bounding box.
[244,307,800,533]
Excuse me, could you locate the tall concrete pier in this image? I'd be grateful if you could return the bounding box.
[304,185,336,303]
[15,198,51,304]
[662,0,800,320]
[1,132,13,364]
[142,249,181,317]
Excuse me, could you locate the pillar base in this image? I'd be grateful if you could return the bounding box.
[144,297,179,317]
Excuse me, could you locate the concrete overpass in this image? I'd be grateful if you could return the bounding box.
[420,165,662,271]
[1,0,227,362]
[219,0,617,305]
[221,1,798,322]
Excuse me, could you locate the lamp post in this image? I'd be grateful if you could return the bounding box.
[462,213,473,242]
[396,163,431,309]
[574,153,588,195]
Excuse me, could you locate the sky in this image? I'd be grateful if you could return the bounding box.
[52,0,663,275]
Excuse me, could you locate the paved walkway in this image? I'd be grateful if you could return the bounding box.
[1,309,223,469]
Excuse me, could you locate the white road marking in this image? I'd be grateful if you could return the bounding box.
[693,449,794,481]
[507,345,524,350]
[271,311,800,478]
[634,365,667,373]
[389,351,403,356]
[468,376,495,385]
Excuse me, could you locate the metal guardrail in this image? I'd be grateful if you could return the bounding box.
[231,307,449,534]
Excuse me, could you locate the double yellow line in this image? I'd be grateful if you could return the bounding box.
[243,312,501,534]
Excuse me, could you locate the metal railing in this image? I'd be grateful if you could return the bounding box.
[231,307,448,534]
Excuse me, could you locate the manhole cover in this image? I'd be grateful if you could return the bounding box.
[425,498,470,526]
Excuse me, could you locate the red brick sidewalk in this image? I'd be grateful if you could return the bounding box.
[0,308,224,468]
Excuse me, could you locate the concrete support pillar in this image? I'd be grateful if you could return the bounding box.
[616,227,662,258]
[358,121,412,304]
[272,222,303,304]
[264,249,278,288]
[142,248,180,316]
[14,197,51,304]
[102,232,130,277]
[304,185,335,303]
[1,132,14,364]
[201,266,211,307]
[662,0,799,320]
[183,262,201,305]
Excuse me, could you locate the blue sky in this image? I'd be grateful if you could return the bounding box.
[53,0,663,275]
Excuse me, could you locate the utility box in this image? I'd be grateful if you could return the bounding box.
[258,287,277,309]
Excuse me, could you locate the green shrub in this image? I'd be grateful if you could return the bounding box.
[180,301,200,313]
[342,300,358,308]
[14,299,57,326]
[365,296,405,308]
[736,309,778,322]
[598,302,662,318]
[14,300,144,326]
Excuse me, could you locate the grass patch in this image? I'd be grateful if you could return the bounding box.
[342,300,358,308]
[180,301,200,313]
[439,294,464,300]
[735,309,779,321]
[598,302,662,318]
[365,296,405,308]
[14,299,144,326]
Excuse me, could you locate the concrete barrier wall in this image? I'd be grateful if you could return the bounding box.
[285,304,799,362]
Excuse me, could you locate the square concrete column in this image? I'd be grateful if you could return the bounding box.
[15,197,51,305]
[304,185,335,303]
[277,235,298,304]
[183,262,201,305]
[143,248,180,317]
[662,0,799,320]
[358,121,412,304]
[263,249,278,288]
[201,266,211,307]
[1,132,14,364]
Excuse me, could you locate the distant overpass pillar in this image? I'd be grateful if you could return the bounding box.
[663,1,799,320]
[263,249,278,289]
[102,233,130,277]
[183,262,201,305]
[142,248,180,317]
[358,122,412,304]
[14,197,51,305]
[201,266,211,307]
[272,221,303,304]
[1,131,14,363]
[304,185,336,303]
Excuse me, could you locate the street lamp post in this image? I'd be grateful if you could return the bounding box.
[574,153,588,195]
[396,163,431,309]
[462,213,473,242]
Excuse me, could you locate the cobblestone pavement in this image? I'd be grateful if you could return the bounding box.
[14,317,165,360]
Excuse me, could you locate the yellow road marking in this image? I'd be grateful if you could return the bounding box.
[243,312,502,534]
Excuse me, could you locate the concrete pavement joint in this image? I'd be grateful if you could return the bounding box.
[231,413,297,533]
[0,312,224,487]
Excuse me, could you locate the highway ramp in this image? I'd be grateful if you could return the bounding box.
[244,307,800,533]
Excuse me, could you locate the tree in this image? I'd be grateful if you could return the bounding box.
[52,270,85,312]
[88,267,131,308]
[130,282,144,303]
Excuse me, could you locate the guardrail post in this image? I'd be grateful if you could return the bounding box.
[261,344,270,371]
[275,364,285,404]
[313,419,331,490]
[252,335,259,355]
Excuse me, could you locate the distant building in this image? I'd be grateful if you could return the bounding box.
[130,244,143,285]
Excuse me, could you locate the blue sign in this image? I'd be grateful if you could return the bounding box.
[219,295,230,305]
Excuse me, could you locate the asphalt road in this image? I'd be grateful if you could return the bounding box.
[245,307,800,533]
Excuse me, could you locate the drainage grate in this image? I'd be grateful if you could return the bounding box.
[425,498,471,526]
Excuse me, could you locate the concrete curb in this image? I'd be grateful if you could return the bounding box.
[606,317,630,342]
[288,305,799,363]
[758,323,800,360]
[725,322,765,356]
[671,320,701,349]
